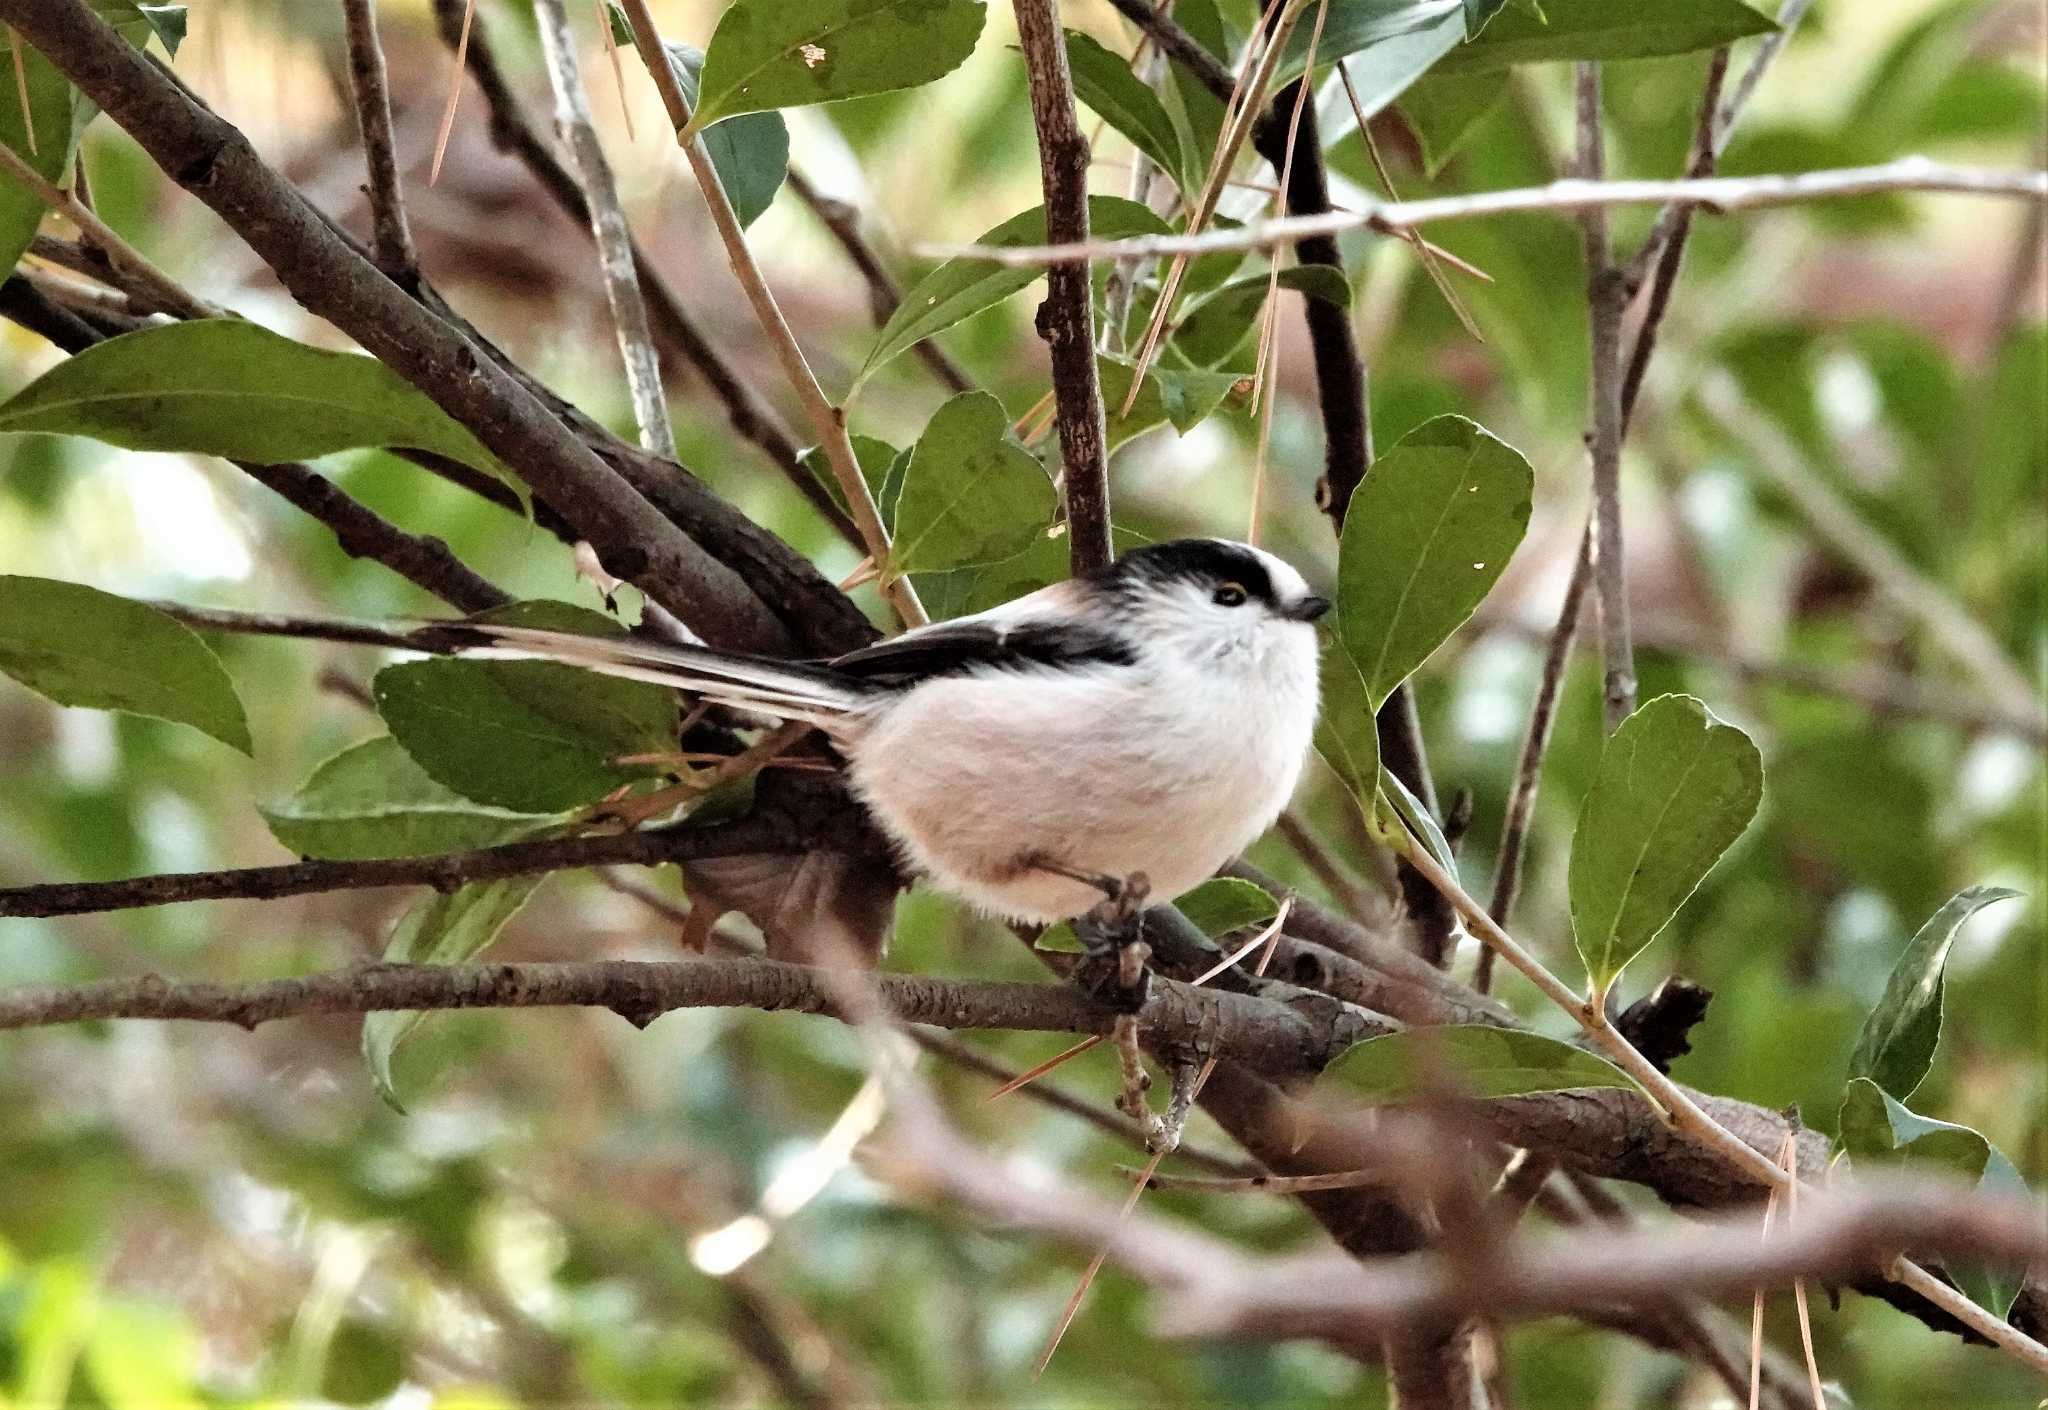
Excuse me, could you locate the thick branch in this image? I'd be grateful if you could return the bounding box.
[1,0,797,654]
[423,0,859,548]
[0,957,1386,1073]
[1012,0,1113,577]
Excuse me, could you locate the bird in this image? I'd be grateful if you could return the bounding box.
[430,537,1330,926]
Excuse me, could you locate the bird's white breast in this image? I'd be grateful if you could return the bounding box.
[842,620,1322,923]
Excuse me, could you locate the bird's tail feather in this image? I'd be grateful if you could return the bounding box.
[419,622,864,722]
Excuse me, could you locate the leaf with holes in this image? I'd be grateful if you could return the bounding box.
[887,392,1056,579]
[690,0,987,131]
[0,576,249,753]
[361,875,549,1109]
[856,196,1170,390]
[0,321,517,494]
[1065,29,1194,195]
[263,736,560,860]
[1336,415,1532,707]
[375,602,680,813]
[1569,695,1763,995]
[1848,885,2021,1103]
[1321,1026,1641,1103]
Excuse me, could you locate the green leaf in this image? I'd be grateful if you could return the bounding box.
[1335,415,1532,706]
[374,602,680,813]
[1097,355,1240,448]
[1954,1146,2030,1320]
[1172,265,1354,368]
[1064,30,1193,194]
[798,433,900,520]
[263,736,559,860]
[633,29,789,227]
[0,576,250,752]
[1276,0,1463,86]
[1039,874,1274,953]
[1837,1077,1990,1182]
[1377,763,1458,882]
[691,0,988,130]
[1569,695,1763,994]
[1321,1026,1640,1103]
[1431,0,1775,72]
[1175,877,1280,938]
[0,321,515,492]
[1288,2,1468,125]
[1399,71,1507,175]
[1313,631,1381,816]
[0,35,86,278]
[887,391,1056,578]
[856,196,1171,390]
[361,874,548,1109]
[1847,885,2021,1103]
[93,1,186,55]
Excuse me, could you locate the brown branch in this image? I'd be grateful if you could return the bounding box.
[1012,0,1113,577]
[1575,63,1636,733]
[0,956,1387,1073]
[0,817,810,920]
[1155,1177,2048,1345]
[0,277,509,615]
[339,0,417,279]
[419,0,859,548]
[783,167,972,395]
[3,0,798,654]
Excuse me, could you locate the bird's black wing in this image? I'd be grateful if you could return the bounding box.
[827,616,1135,683]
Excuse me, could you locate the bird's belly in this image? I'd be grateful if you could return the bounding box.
[845,664,1312,924]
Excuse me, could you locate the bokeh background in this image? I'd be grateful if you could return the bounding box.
[0,0,2041,1404]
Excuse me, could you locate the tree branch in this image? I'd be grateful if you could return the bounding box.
[1575,62,1636,733]
[422,0,860,549]
[0,817,811,919]
[0,956,1387,1073]
[338,0,417,280]
[925,160,2048,264]
[1013,0,1113,577]
[0,276,509,615]
[532,0,672,459]
[2,0,797,653]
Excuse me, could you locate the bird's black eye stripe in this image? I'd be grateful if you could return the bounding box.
[1213,582,1248,607]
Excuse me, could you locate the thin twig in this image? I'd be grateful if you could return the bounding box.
[922,160,2048,264]
[9,25,35,155]
[428,0,474,185]
[339,0,417,278]
[0,139,220,318]
[784,167,972,394]
[1575,62,1636,733]
[1012,0,1114,576]
[533,0,673,458]
[613,0,925,628]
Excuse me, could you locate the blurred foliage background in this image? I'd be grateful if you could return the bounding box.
[0,0,2041,1404]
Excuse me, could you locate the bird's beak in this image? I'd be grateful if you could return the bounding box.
[1286,595,1332,623]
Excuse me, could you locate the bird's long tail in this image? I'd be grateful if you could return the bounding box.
[418,622,866,723]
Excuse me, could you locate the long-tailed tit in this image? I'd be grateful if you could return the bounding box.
[434,538,1329,925]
